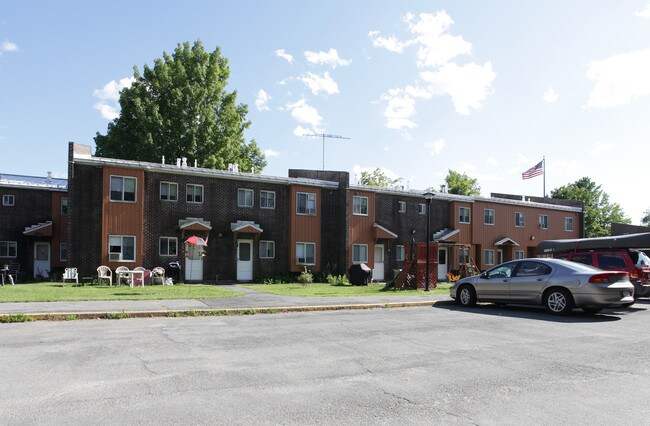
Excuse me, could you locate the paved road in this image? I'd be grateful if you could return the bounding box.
[1,300,648,424]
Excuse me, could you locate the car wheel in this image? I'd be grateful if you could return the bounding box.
[544,288,574,315]
[582,307,603,315]
[457,285,477,307]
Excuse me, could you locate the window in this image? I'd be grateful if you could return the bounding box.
[484,249,495,266]
[353,196,368,215]
[419,203,426,215]
[352,244,368,263]
[297,192,316,215]
[259,241,275,259]
[186,184,204,203]
[2,194,14,206]
[396,245,405,261]
[110,176,136,202]
[260,191,275,209]
[159,237,178,256]
[572,253,593,266]
[398,201,406,213]
[296,242,316,265]
[160,182,178,201]
[59,197,68,215]
[514,250,525,260]
[0,241,17,257]
[565,217,573,231]
[60,243,68,262]
[597,253,627,270]
[484,209,495,225]
[238,189,254,207]
[515,261,552,277]
[108,235,136,262]
[539,214,548,230]
[515,212,525,227]
[459,207,470,224]
[458,247,470,264]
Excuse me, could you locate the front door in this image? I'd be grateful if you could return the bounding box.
[33,242,51,279]
[497,249,504,265]
[373,244,384,281]
[237,239,253,281]
[185,243,204,281]
[438,247,448,280]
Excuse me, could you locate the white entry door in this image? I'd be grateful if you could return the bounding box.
[497,249,504,265]
[34,242,51,278]
[438,247,448,280]
[185,243,204,281]
[373,244,384,281]
[237,239,253,281]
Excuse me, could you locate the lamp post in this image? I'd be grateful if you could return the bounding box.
[424,192,434,291]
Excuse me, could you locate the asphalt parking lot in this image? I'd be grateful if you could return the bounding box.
[1,300,648,425]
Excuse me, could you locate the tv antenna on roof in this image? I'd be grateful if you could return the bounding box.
[303,133,351,170]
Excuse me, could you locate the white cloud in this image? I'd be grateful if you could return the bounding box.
[304,48,351,67]
[1,40,18,52]
[636,3,650,18]
[352,165,401,184]
[543,85,559,103]
[93,102,119,120]
[586,49,650,108]
[589,142,614,156]
[381,88,417,130]
[299,71,339,95]
[424,138,445,155]
[293,125,319,137]
[93,77,135,120]
[286,99,323,127]
[486,157,498,166]
[368,31,407,53]
[275,49,293,63]
[264,149,280,157]
[255,89,271,111]
[405,11,472,68]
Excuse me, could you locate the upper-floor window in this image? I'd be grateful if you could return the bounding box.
[565,217,574,232]
[186,184,204,203]
[458,247,470,264]
[0,241,17,257]
[159,237,178,256]
[60,243,68,262]
[398,201,406,213]
[484,209,495,225]
[484,249,495,266]
[419,203,426,215]
[353,196,368,215]
[260,191,275,209]
[110,176,136,202]
[296,242,316,265]
[297,192,316,215]
[238,188,254,207]
[515,212,525,227]
[160,182,178,201]
[259,241,275,259]
[60,197,68,215]
[459,207,470,224]
[352,244,368,264]
[396,245,405,262]
[108,235,135,262]
[2,194,14,206]
[514,250,525,260]
[539,214,548,230]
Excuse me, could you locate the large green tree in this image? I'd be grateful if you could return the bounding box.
[642,209,650,226]
[445,170,481,196]
[551,177,630,237]
[358,168,402,188]
[94,40,266,172]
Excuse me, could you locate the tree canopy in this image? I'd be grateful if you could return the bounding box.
[358,168,402,188]
[551,177,630,237]
[642,209,650,226]
[94,40,266,172]
[445,170,481,196]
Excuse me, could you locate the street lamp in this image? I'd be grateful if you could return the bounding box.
[424,191,434,291]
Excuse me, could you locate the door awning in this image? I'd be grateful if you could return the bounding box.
[231,220,263,234]
[179,217,212,231]
[23,221,52,237]
[433,228,460,242]
[495,237,519,246]
[373,223,397,239]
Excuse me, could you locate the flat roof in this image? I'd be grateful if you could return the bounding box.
[0,173,68,191]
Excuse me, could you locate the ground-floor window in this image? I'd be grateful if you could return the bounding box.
[514,250,525,260]
[352,244,368,264]
[109,235,135,262]
[484,249,495,266]
[396,245,405,261]
[259,241,275,259]
[159,237,178,256]
[60,243,68,262]
[0,241,17,257]
[296,242,315,265]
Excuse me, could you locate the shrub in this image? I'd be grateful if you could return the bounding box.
[297,267,313,285]
[0,313,33,323]
[326,273,350,286]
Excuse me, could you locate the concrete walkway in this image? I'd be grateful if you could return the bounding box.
[0,285,449,319]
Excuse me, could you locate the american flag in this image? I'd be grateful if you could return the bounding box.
[522,160,544,179]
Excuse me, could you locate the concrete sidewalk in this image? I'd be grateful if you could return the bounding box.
[0,285,449,319]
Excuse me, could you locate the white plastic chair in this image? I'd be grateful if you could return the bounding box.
[97,265,112,286]
[62,267,78,286]
[115,266,132,287]
[152,267,166,285]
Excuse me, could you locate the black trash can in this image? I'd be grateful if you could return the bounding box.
[349,263,372,285]
[168,261,182,284]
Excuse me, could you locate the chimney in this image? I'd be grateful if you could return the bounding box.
[46,171,52,182]
[176,158,181,167]
[182,157,188,168]
[161,155,165,164]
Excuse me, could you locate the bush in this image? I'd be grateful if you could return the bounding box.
[260,274,294,284]
[297,267,313,285]
[326,273,350,286]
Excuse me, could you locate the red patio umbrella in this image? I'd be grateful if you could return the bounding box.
[185,235,208,246]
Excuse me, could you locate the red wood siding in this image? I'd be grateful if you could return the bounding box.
[349,191,375,267]
[51,192,68,268]
[289,185,321,272]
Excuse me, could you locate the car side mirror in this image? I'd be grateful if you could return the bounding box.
[480,272,489,279]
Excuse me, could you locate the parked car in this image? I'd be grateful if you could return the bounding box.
[449,258,634,315]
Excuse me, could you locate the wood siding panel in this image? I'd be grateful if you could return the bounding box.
[289,185,322,272]
[51,192,68,268]
[349,191,375,267]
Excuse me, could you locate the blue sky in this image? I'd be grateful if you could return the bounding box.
[2,1,650,223]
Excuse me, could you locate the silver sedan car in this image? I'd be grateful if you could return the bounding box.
[450,258,634,315]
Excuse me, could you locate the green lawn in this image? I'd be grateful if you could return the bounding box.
[241,283,450,297]
[0,282,243,303]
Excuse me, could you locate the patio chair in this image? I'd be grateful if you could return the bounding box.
[133,267,146,286]
[62,267,79,286]
[7,263,20,284]
[152,267,166,285]
[97,265,113,286]
[115,266,132,287]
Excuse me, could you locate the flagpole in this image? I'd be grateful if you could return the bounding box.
[543,156,546,198]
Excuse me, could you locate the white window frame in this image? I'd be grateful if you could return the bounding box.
[109,175,137,202]
[159,237,178,257]
[352,244,368,264]
[296,242,316,265]
[2,194,14,206]
[565,217,574,232]
[60,243,68,262]
[484,249,495,266]
[259,241,275,259]
[186,184,204,204]
[297,192,316,215]
[514,250,525,260]
[260,190,276,209]
[238,188,254,208]
[108,235,136,262]
[515,212,525,228]
[398,201,406,213]
[0,241,17,257]
[419,203,426,215]
[484,208,495,225]
[396,245,405,262]
[459,207,471,224]
[539,214,548,230]
[353,196,369,216]
[160,182,178,202]
[458,247,470,264]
